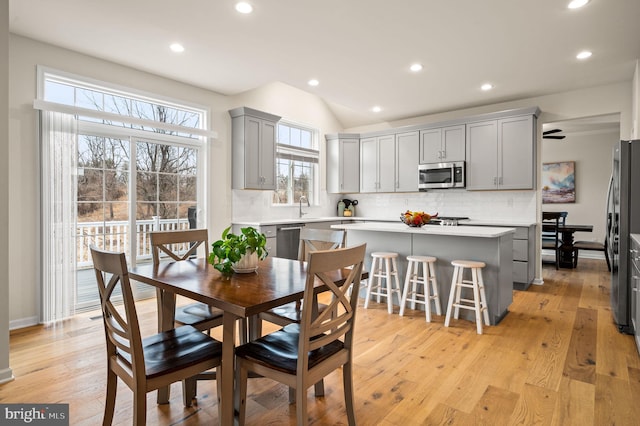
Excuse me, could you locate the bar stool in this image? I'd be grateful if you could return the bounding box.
[364,252,402,314]
[400,255,442,322]
[444,260,490,334]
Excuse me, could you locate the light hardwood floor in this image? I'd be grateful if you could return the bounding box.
[2,258,639,425]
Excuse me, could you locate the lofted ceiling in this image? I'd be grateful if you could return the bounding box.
[8,0,640,129]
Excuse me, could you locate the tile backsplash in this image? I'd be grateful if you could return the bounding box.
[233,189,537,223]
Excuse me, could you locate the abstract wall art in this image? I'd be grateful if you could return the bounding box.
[542,161,576,204]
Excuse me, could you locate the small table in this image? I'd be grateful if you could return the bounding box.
[130,256,366,425]
[557,224,594,268]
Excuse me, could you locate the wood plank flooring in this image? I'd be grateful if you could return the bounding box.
[2,258,640,425]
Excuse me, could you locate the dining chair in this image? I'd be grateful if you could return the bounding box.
[150,229,224,333]
[235,243,366,426]
[255,228,346,397]
[90,246,222,425]
[258,228,346,328]
[542,212,565,269]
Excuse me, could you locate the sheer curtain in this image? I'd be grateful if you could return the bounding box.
[40,111,78,324]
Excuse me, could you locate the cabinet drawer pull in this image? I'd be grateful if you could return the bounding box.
[279,226,303,231]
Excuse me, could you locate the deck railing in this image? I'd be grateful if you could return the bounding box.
[76,218,190,267]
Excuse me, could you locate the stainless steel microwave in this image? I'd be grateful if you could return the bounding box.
[418,161,465,190]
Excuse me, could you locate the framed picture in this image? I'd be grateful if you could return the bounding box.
[542,161,576,204]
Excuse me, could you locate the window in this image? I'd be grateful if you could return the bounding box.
[38,68,209,317]
[273,122,319,205]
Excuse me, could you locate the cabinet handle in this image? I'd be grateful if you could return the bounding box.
[493,177,497,185]
[441,150,446,159]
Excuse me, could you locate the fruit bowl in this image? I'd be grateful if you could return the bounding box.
[400,211,438,227]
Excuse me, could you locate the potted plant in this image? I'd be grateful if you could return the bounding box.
[209,226,268,277]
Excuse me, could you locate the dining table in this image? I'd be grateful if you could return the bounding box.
[543,223,594,268]
[129,255,367,425]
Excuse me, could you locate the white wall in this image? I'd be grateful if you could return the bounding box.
[0,0,14,383]
[633,60,639,139]
[542,129,620,243]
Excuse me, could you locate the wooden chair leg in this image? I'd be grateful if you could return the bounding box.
[103,370,117,426]
[182,377,196,407]
[343,361,356,426]
[295,385,308,426]
[133,386,147,426]
[235,363,248,425]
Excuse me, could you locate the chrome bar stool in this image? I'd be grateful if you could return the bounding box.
[444,260,490,334]
[400,255,442,322]
[364,252,402,314]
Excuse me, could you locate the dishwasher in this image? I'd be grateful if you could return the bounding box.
[276,224,305,260]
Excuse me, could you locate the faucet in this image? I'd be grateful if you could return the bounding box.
[299,195,310,218]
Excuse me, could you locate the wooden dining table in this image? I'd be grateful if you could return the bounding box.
[543,223,594,268]
[129,256,366,425]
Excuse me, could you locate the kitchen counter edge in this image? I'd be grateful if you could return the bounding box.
[331,222,515,238]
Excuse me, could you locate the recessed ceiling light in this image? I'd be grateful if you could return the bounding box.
[372,106,382,113]
[235,2,253,14]
[481,83,493,91]
[410,63,423,72]
[308,79,319,87]
[169,43,185,53]
[568,0,589,9]
[576,50,592,59]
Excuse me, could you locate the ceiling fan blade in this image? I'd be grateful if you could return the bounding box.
[543,135,566,139]
[543,128,563,135]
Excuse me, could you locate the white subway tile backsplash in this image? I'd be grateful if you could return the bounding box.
[233,189,537,223]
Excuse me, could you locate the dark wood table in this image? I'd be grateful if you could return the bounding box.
[543,223,594,268]
[130,256,366,425]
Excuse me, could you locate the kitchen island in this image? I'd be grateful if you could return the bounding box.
[332,222,515,325]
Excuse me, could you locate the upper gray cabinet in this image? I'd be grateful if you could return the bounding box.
[229,107,280,190]
[396,131,420,191]
[419,125,465,164]
[361,135,396,193]
[361,132,418,193]
[466,114,536,190]
[326,135,360,193]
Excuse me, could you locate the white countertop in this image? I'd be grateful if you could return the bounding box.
[460,219,536,227]
[331,222,515,238]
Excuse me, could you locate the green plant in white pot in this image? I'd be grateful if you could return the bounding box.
[209,226,268,277]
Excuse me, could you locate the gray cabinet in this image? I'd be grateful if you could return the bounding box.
[466,115,535,190]
[326,136,360,193]
[360,135,396,193]
[229,107,280,190]
[461,224,535,290]
[420,125,465,164]
[361,132,418,193]
[631,235,640,353]
[512,226,535,290]
[396,131,419,192]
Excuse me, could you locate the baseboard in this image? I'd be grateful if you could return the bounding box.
[9,316,39,331]
[0,367,15,384]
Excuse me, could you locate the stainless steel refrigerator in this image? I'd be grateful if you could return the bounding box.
[607,139,640,334]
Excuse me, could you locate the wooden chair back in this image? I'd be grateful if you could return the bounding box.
[90,246,223,424]
[298,244,366,371]
[542,212,565,269]
[297,228,345,262]
[150,229,209,265]
[90,246,145,385]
